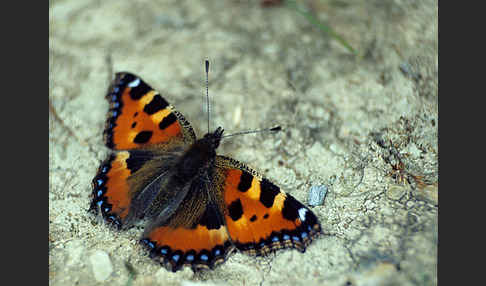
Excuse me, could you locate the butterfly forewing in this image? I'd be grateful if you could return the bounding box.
[104,72,196,150]
[214,155,321,255]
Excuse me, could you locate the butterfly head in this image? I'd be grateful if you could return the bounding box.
[202,127,224,151]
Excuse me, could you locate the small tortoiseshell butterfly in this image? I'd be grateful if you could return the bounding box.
[90,61,321,272]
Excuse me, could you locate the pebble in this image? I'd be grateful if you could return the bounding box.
[386,185,407,201]
[65,240,84,267]
[399,61,421,81]
[416,184,438,205]
[89,250,113,282]
[308,185,328,206]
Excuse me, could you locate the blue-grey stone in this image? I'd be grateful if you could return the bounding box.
[308,185,328,206]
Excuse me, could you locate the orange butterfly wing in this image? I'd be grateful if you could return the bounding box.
[140,187,234,272]
[91,152,132,226]
[91,73,195,227]
[104,72,195,150]
[215,156,321,255]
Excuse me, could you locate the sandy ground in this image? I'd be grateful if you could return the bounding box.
[49,0,438,285]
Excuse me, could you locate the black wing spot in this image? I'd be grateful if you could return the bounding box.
[228,199,243,221]
[259,178,280,208]
[125,150,154,173]
[237,171,253,192]
[159,113,177,130]
[129,80,152,100]
[144,94,169,115]
[133,131,153,144]
[281,195,300,221]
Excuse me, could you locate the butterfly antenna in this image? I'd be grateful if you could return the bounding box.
[205,60,210,133]
[223,126,282,139]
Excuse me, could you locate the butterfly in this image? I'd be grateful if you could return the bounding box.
[90,63,322,272]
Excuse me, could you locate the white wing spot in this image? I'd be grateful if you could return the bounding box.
[128,78,140,88]
[298,208,308,221]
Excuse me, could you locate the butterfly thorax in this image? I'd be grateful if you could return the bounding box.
[173,127,224,182]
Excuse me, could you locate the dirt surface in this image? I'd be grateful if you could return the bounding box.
[49,1,438,285]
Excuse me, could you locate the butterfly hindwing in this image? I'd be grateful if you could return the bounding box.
[214,155,321,256]
[104,72,196,150]
[91,151,132,227]
[140,178,234,272]
[91,140,199,228]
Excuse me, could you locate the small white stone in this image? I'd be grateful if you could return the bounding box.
[232,105,242,126]
[128,78,140,87]
[89,250,113,282]
[65,240,84,267]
